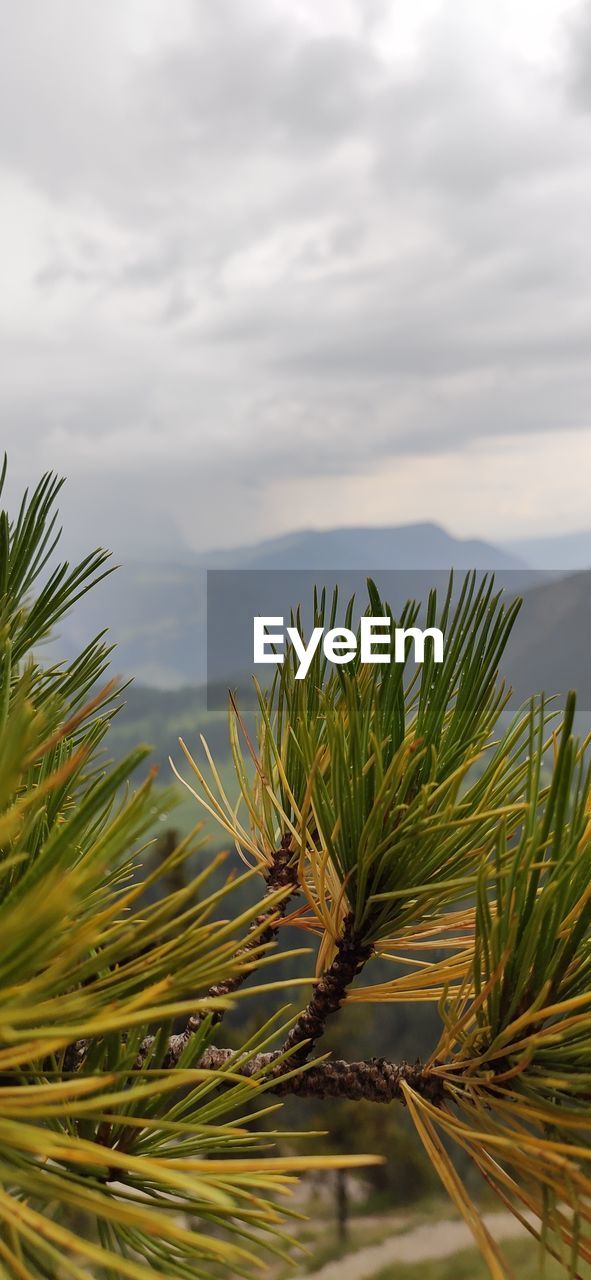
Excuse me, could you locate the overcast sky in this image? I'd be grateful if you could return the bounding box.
[1,0,591,557]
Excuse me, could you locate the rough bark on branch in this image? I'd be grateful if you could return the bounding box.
[64,840,300,1076]
[160,838,299,1067]
[198,1046,445,1106]
[203,840,299,1013]
[280,912,373,1067]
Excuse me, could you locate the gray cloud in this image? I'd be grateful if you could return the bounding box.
[567,0,591,109]
[1,0,591,552]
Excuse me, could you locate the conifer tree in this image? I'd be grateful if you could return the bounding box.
[0,461,372,1280]
[3,459,591,1278]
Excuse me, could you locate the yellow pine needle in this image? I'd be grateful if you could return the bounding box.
[0,1237,31,1280]
[161,1154,383,1173]
[172,745,262,863]
[403,1085,510,1279]
[430,943,512,1066]
[0,1184,257,1278]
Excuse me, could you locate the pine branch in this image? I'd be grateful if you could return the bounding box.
[155,839,300,1068]
[202,838,299,1017]
[107,1046,444,1171]
[279,912,373,1067]
[196,1046,445,1106]
[62,842,300,1077]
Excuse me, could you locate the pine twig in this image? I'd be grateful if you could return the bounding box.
[279,912,373,1068]
[160,838,299,1067]
[197,1046,445,1106]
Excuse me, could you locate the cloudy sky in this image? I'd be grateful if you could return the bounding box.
[1,0,591,557]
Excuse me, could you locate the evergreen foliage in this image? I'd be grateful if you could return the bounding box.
[0,462,371,1280]
[187,577,591,1277]
[4,459,591,1278]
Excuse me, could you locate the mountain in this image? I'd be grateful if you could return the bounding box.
[503,569,591,710]
[104,566,591,778]
[202,522,526,571]
[503,530,591,571]
[53,560,206,689]
[55,522,528,688]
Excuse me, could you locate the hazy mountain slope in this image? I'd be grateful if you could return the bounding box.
[55,560,205,688]
[503,569,591,708]
[107,568,591,771]
[58,523,527,688]
[503,530,591,571]
[107,684,232,774]
[202,522,526,571]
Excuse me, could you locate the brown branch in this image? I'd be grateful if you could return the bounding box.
[201,839,299,1016]
[64,839,300,1078]
[107,1046,444,1169]
[279,912,373,1068]
[152,838,300,1069]
[197,1046,445,1106]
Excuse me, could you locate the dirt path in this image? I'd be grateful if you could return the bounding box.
[292,1209,536,1279]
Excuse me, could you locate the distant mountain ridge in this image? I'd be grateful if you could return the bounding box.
[57,521,527,688]
[107,567,591,771]
[503,529,591,571]
[200,522,526,571]
[503,568,591,709]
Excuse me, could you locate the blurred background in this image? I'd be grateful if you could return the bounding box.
[1,1,591,1272]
